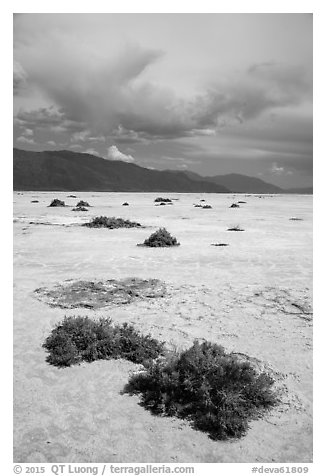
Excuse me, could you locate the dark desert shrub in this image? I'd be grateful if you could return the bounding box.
[76,200,90,207]
[43,316,165,367]
[141,228,179,247]
[238,201,247,204]
[83,216,142,229]
[31,200,39,203]
[202,205,212,209]
[125,340,277,440]
[154,197,172,203]
[72,206,88,212]
[211,243,229,247]
[49,199,65,207]
[67,195,77,198]
[289,217,303,221]
[200,199,206,202]
[230,203,240,208]
[194,204,202,208]
[227,225,244,231]
[122,202,129,206]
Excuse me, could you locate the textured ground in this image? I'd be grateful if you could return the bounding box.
[13,192,312,463]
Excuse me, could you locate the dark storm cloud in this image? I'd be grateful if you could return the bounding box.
[13,58,312,143]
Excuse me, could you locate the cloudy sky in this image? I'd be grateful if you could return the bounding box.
[13,13,312,188]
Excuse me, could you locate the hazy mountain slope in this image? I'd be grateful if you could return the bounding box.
[13,149,230,192]
[184,171,284,193]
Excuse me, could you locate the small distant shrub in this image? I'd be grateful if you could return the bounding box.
[67,195,77,198]
[72,206,88,212]
[200,199,206,202]
[142,228,179,247]
[202,205,212,209]
[154,197,172,203]
[230,203,240,208]
[122,202,129,206]
[211,243,229,247]
[31,200,39,203]
[289,217,303,221]
[76,200,90,207]
[125,340,277,440]
[227,225,244,231]
[238,201,246,204]
[43,316,165,368]
[49,199,65,207]
[194,204,202,208]
[83,216,142,229]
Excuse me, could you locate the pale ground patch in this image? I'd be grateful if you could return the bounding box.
[13,192,312,463]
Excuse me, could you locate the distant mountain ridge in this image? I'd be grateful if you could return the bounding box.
[183,171,284,194]
[13,149,229,193]
[13,148,312,194]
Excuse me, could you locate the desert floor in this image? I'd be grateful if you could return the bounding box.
[13,192,312,463]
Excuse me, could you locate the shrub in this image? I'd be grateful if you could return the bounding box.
[230,203,240,208]
[202,205,212,209]
[31,200,39,203]
[194,204,202,208]
[211,243,229,247]
[154,197,172,203]
[125,340,277,440]
[238,201,246,204]
[72,206,88,212]
[227,225,244,231]
[76,200,90,207]
[43,316,165,368]
[141,228,179,247]
[49,199,65,207]
[67,195,77,198]
[83,216,142,229]
[122,202,129,206]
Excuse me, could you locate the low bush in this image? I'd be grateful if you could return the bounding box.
[76,200,90,207]
[202,205,212,209]
[43,316,165,367]
[72,206,88,212]
[141,228,179,247]
[122,202,129,206]
[230,203,240,208]
[154,197,172,203]
[49,199,65,207]
[31,200,39,203]
[83,216,142,229]
[125,340,277,440]
[227,225,244,231]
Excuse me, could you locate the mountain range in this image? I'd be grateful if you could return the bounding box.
[13,148,312,194]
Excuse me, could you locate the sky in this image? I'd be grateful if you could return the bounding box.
[13,13,313,188]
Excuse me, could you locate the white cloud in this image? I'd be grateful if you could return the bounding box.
[23,128,34,137]
[17,135,34,144]
[107,145,135,163]
[47,140,56,146]
[85,148,101,157]
[71,130,90,142]
[270,162,293,175]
